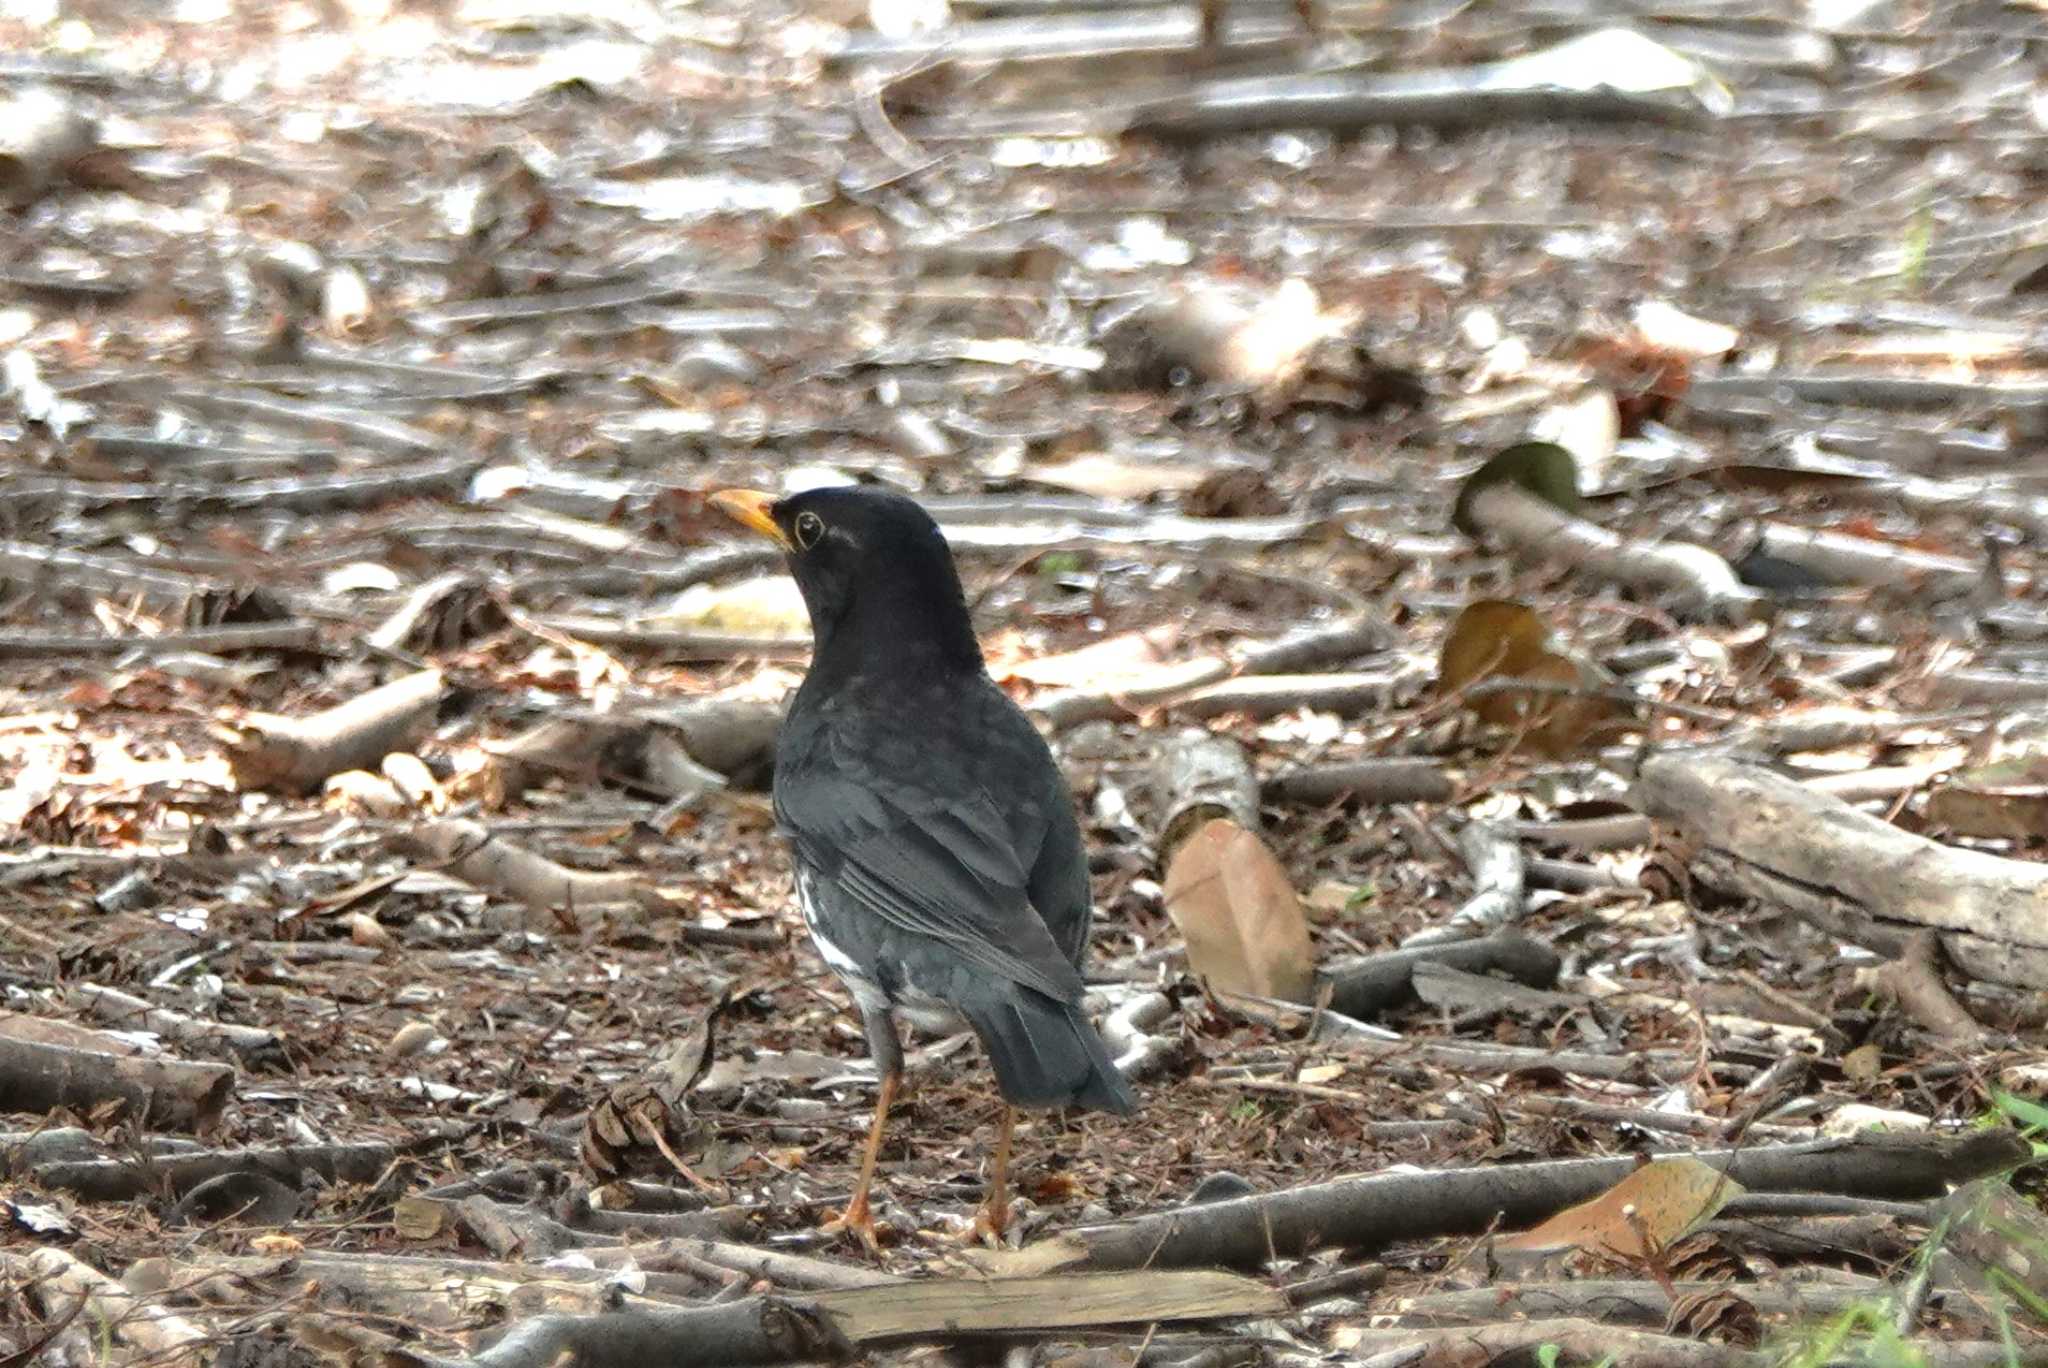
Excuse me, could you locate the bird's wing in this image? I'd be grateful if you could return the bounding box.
[775,723,1083,1002]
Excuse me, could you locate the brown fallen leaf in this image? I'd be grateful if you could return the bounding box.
[1438,599,1620,758]
[1163,818,1315,1004]
[1500,1156,1742,1261]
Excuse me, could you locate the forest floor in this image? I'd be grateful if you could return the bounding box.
[3,2,2048,1366]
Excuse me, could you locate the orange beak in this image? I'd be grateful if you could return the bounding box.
[709,488,791,550]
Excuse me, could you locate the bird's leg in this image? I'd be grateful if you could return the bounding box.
[826,1007,902,1251]
[972,1104,1017,1243]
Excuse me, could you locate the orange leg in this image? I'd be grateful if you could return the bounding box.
[974,1105,1016,1242]
[829,1069,899,1251]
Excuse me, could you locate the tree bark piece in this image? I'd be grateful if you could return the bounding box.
[969,1130,2026,1275]
[1752,522,1980,593]
[1467,483,1761,621]
[1320,927,1560,1020]
[226,667,443,795]
[1636,752,2048,990]
[582,1238,893,1292]
[387,1270,1285,1368]
[1154,728,1260,862]
[0,1012,232,1133]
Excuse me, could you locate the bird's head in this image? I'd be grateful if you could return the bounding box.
[711,485,982,675]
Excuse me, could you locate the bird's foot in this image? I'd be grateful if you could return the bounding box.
[953,1197,1012,1247]
[822,1193,885,1253]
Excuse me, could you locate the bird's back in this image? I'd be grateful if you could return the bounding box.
[777,665,1132,1113]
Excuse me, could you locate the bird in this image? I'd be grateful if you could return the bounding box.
[711,484,1137,1247]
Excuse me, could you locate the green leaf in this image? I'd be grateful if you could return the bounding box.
[1993,1090,2048,1133]
[1452,441,1583,536]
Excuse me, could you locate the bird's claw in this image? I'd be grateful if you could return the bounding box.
[823,1195,884,1253]
[954,1198,1010,1247]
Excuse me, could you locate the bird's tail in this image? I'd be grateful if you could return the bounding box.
[958,989,1138,1115]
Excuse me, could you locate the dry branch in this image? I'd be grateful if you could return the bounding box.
[970,1130,2026,1274]
[1380,1273,1919,1331]
[1263,757,1457,806]
[73,983,284,1065]
[1466,483,1761,620]
[390,1270,1285,1368]
[6,1245,206,1368]
[1033,614,1388,729]
[1637,752,2048,989]
[0,1012,233,1133]
[1403,819,1525,947]
[391,820,773,945]
[1855,930,1988,1045]
[225,667,443,795]
[25,1139,413,1202]
[0,621,318,659]
[1320,927,1560,1020]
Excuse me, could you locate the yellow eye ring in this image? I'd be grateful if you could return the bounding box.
[794,510,824,549]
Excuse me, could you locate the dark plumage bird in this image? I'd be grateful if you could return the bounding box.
[712,485,1136,1245]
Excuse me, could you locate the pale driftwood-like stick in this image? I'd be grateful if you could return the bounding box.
[1753,522,1980,594]
[127,1248,705,1331]
[1154,728,1260,861]
[1856,930,1988,1045]
[1466,483,1761,620]
[394,819,780,945]
[73,983,283,1064]
[226,667,443,794]
[1170,666,1426,721]
[1034,613,1387,730]
[387,1270,1285,1368]
[967,1130,2025,1276]
[395,818,654,919]
[10,1245,207,1368]
[1403,820,1526,947]
[1637,752,2048,990]
[0,1012,232,1133]
[583,1237,893,1293]
[1333,1315,1755,1368]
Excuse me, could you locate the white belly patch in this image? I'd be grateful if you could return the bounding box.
[795,865,964,1032]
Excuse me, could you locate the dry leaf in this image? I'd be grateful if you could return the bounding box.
[1438,600,1620,757]
[1501,1157,1742,1259]
[1162,818,1315,1004]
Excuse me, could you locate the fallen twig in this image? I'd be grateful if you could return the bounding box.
[968,1130,2026,1274]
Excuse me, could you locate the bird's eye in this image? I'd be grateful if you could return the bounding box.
[793,510,824,549]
